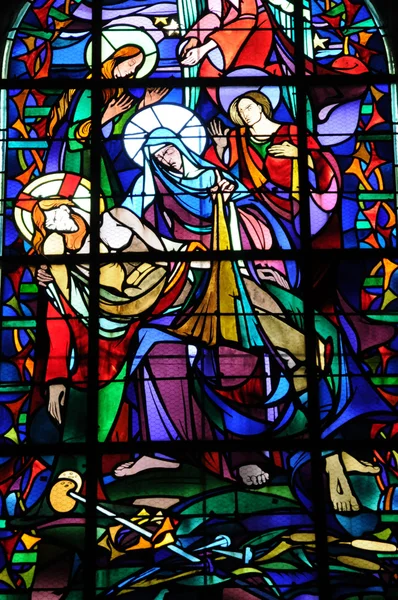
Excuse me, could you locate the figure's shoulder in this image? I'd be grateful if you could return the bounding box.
[229,127,244,143]
[277,123,298,145]
[272,123,293,143]
[287,124,298,135]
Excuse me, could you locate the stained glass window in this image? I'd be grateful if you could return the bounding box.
[0,1,398,598]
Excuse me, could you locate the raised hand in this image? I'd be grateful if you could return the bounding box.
[208,118,230,161]
[37,264,54,288]
[102,93,135,125]
[258,267,290,289]
[211,169,235,203]
[48,382,67,424]
[140,87,169,109]
[268,140,298,159]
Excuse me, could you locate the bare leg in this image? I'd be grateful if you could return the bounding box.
[114,456,180,478]
[325,453,360,512]
[238,464,269,487]
[342,451,380,474]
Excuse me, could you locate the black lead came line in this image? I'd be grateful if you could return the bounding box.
[2,438,398,459]
[293,2,332,599]
[0,1,397,597]
[0,73,397,89]
[84,1,102,598]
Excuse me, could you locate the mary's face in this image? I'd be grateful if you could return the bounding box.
[114,53,144,78]
[153,144,183,174]
[45,205,78,233]
[238,98,263,126]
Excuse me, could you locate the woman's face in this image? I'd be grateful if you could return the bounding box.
[114,53,144,78]
[153,144,183,174]
[238,98,263,126]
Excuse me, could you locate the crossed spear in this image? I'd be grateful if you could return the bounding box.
[49,471,245,565]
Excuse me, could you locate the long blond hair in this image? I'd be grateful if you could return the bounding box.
[229,92,273,127]
[47,45,143,140]
[32,197,87,254]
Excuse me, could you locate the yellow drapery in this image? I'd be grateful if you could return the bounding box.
[174,192,240,346]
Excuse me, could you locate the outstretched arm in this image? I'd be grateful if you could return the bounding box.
[180,0,259,68]
[181,40,217,66]
[109,208,165,251]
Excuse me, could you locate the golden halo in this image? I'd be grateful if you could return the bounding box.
[15,173,104,244]
[86,26,158,79]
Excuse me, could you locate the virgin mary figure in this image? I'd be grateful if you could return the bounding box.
[117,125,311,485]
[117,123,396,498]
[127,125,304,355]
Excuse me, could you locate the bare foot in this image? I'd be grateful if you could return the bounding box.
[114,456,180,478]
[342,452,380,474]
[325,454,360,512]
[238,464,269,487]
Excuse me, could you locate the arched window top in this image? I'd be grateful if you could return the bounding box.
[308,0,394,75]
[2,0,395,80]
[2,2,398,599]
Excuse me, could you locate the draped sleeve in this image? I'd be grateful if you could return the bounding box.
[265,125,340,212]
[207,0,258,70]
[45,300,71,383]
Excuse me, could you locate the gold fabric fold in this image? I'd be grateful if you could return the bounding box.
[174,192,240,346]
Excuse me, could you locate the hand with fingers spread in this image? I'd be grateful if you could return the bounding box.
[140,87,169,109]
[258,267,290,289]
[102,93,135,126]
[37,264,54,288]
[48,383,67,424]
[268,140,298,159]
[210,169,235,204]
[208,118,231,162]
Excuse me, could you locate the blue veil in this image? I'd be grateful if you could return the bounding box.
[142,127,250,220]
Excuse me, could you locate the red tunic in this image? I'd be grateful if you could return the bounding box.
[205,124,340,224]
[45,263,191,387]
[45,297,140,387]
[184,0,287,102]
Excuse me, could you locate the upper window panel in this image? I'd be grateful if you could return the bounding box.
[6,1,93,79]
[100,0,296,78]
[4,1,392,80]
[308,0,393,75]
